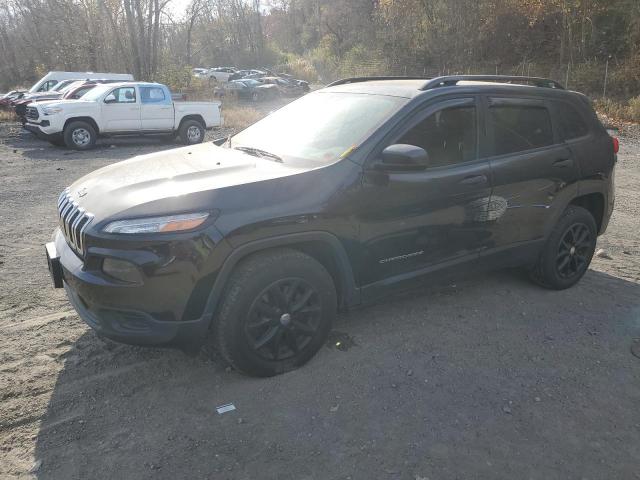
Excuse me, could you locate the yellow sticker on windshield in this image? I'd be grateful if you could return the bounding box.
[340,145,357,159]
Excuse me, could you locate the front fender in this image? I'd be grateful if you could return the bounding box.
[201,231,360,323]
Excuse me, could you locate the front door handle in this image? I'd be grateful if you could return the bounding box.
[553,158,574,168]
[460,174,488,185]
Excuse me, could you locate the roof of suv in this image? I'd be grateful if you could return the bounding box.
[323,75,571,99]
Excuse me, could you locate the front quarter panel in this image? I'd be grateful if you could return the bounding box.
[215,159,362,263]
[37,102,100,134]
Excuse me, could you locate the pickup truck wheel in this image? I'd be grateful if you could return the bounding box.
[64,121,96,150]
[179,119,204,145]
[214,248,337,377]
[529,206,597,290]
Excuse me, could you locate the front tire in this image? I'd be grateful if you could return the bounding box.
[214,249,337,377]
[179,119,204,145]
[63,121,96,150]
[530,206,597,290]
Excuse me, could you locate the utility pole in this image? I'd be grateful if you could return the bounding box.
[603,56,610,98]
[252,0,264,64]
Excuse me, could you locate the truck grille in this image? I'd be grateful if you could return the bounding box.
[26,106,39,120]
[57,188,94,256]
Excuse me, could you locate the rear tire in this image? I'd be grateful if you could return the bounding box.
[214,249,337,377]
[179,119,204,145]
[63,120,96,150]
[529,206,597,290]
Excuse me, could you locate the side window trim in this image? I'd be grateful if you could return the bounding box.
[367,96,481,169]
[484,95,557,158]
[488,97,546,107]
[545,99,562,145]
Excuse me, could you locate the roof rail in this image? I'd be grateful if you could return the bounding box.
[421,75,564,90]
[326,76,430,87]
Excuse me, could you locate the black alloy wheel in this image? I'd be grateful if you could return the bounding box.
[244,278,321,361]
[529,205,597,290]
[556,223,592,279]
[214,248,337,377]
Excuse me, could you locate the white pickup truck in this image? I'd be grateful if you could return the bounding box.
[24,82,222,149]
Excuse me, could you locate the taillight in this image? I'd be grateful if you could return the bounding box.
[612,136,619,154]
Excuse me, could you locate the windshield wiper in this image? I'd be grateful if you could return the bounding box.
[234,146,283,163]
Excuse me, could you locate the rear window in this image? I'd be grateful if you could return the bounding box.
[557,102,589,140]
[488,104,554,156]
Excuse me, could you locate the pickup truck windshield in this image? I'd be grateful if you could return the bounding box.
[230,92,407,167]
[81,84,117,101]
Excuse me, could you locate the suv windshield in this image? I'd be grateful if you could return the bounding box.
[230,92,407,166]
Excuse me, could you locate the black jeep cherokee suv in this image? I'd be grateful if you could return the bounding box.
[46,75,617,377]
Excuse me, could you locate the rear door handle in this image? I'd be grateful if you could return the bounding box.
[460,174,488,185]
[553,158,574,168]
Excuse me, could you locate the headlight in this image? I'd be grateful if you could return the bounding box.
[42,106,63,115]
[103,212,210,234]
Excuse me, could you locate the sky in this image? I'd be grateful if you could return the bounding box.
[166,0,192,20]
[166,0,271,21]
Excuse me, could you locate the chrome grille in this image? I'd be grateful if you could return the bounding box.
[57,188,94,256]
[26,106,39,120]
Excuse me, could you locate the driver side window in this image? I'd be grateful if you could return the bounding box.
[105,87,137,104]
[398,105,478,168]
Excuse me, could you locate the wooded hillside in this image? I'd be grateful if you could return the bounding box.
[0,0,638,99]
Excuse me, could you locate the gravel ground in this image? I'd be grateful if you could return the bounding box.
[0,117,639,480]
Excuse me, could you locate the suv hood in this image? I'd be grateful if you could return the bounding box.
[67,143,308,221]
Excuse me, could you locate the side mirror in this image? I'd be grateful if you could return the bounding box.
[104,94,116,104]
[377,144,429,171]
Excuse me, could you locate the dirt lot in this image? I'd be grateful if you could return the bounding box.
[1,115,639,480]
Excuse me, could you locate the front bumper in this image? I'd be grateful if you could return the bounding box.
[64,280,212,347]
[24,121,62,141]
[49,227,229,349]
[24,111,65,136]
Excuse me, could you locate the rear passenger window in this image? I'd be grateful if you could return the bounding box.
[557,103,589,140]
[140,86,166,103]
[488,105,554,155]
